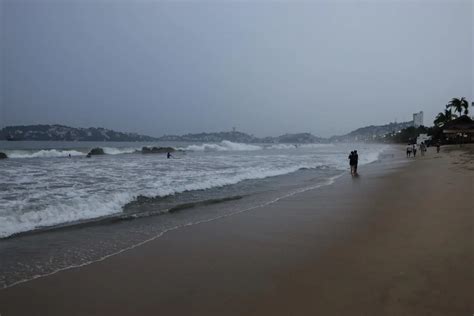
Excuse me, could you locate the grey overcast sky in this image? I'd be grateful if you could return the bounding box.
[0,0,472,137]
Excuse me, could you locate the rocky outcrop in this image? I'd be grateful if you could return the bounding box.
[0,152,7,159]
[141,146,175,154]
[88,147,105,156]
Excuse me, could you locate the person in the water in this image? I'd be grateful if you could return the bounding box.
[167,152,173,159]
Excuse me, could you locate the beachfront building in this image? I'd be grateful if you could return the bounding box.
[413,111,423,127]
[443,115,474,143]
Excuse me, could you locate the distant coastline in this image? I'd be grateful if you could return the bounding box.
[0,121,413,143]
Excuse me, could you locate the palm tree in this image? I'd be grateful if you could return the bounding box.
[448,97,469,116]
[434,107,457,127]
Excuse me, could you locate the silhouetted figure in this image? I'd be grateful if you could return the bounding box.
[353,150,359,174]
[348,151,357,175]
[436,142,441,153]
[420,142,426,156]
[167,152,173,159]
[406,144,412,157]
[412,144,417,157]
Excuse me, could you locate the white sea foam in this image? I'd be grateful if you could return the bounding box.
[102,147,139,155]
[4,147,139,159]
[267,144,297,150]
[0,163,318,238]
[2,172,345,290]
[0,143,388,238]
[182,140,262,152]
[0,192,132,238]
[300,143,334,149]
[5,149,85,159]
[183,141,333,152]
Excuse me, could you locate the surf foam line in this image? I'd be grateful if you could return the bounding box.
[5,149,86,159]
[1,172,345,290]
[0,163,327,238]
[4,147,142,159]
[180,140,262,152]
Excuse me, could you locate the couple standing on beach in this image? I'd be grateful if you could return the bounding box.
[406,144,417,157]
[348,150,358,176]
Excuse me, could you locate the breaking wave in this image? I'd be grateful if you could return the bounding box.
[102,147,139,155]
[0,163,324,238]
[0,142,388,238]
[181,140,262,152]
[5,149,86,159]
[3,147,140,159]
[1,142,338,159]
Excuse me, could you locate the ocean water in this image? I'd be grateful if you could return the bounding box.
[0,140,387,288]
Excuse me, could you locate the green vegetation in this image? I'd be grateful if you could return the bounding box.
[383,97,472,144]
[447,97,469,116]
[434,107,457,127]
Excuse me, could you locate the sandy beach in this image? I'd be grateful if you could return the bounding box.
[0,145,472,316]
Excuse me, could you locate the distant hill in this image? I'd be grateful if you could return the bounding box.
[0,125,157,142]
[330,121,414,143]
[261,133,327,144]
[158,131,259,143]
[1,121,415,143]
[0,125,327,143]
[159,131,327,144]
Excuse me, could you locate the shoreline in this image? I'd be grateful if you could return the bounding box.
[0,163,347,289]
[0,145,472,315]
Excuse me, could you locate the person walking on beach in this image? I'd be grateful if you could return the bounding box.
[348,151,358,175]
[406,144,412,157]
[348,151,356,175]
[420,142,425,156]
[436,142,441,153]
[412,144,417,157]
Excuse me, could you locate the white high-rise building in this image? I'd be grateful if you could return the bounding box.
[413,111,423,127]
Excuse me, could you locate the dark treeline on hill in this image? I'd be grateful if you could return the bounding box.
[330,121,413,143]
[383,126,431,144]
[0,125,156,142]
[6,120,458,144]
[1,125,329,143]
[382,125,452,144]
[159,131,259,143]
[1,123,417,143]
[0,125,330,143]
[161,131,326,143]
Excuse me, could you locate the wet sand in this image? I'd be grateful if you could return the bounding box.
[0,145,472,315]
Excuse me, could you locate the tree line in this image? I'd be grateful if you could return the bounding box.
[433,97,470,127]
[383,97,471,144]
